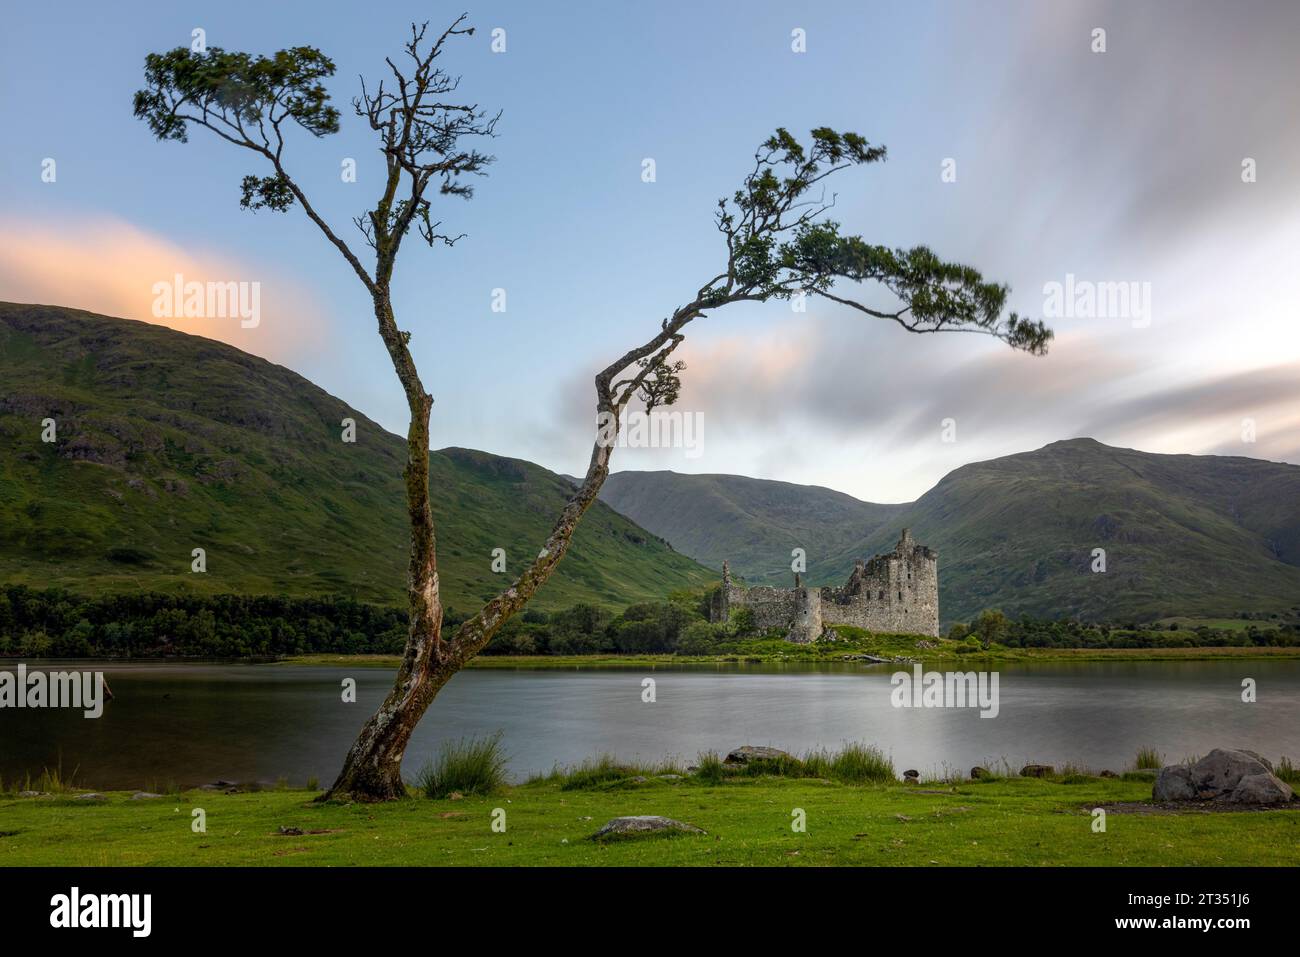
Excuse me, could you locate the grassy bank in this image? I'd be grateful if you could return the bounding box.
[3,773,1298,866]
[276,643,1300,670]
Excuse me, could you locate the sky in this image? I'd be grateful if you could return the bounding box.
[3,0,1299,502]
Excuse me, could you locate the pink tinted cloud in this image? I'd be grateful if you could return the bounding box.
[0,216,328,364]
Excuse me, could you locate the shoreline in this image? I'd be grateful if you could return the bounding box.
[270,645,1300,669]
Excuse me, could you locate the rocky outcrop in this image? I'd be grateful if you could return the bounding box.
[1153,749,1294,805]
[591,816,706,841]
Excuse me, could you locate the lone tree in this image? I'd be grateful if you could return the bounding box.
[135,16,1051,801]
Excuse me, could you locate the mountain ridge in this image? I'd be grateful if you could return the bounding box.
[600,438,1300,623]
[0,302,712,611]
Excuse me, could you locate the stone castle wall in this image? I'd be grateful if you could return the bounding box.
[709,530,938,642]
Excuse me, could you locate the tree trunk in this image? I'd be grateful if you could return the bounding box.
[326,294,445,801]
[324,296,691,801]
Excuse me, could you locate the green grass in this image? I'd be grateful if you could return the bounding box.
[277,641,1300,671]
[1134,747,1163,771]
[2,775,1297,866]
[412,733,509,799]
[1278,757,1299,786]
[529,755,686,791]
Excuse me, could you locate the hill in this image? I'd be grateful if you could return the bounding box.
[0,302,712,612]
[600,440,1300,624]
[600,471,905,583]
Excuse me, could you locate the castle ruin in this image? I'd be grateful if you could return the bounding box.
[708,529,939,642]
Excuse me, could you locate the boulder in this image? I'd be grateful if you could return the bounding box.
[1153,765,1197,801]
[724,746,791,765]
[1240,750,1274,772]
[1152,749,1294,805]
[1020,765,1053,778]
[591,815,706,841]
[1190,749,1273,798]
[970,766,990,780]
[903,769,920,780]
[1231,773,1294,805]
[1099,770,1118,779]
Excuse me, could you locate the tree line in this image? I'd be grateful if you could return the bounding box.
[5,585,1294,658]
[946,609,1300,649]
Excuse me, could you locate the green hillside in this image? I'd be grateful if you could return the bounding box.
[0,302,712,612]
[600,470,905,583]
[600,441,1300,624]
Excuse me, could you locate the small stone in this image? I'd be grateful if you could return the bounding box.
[448,791,464,800]
[969,766,990,779]
[1020,765,1053,778]
[1099,769,1118,778]
[131,792,163,800]
[656,774,682,781]
[591,815,706,841]
[278,825,304,836]
[903,769,920,779]
[17,791,50,798]
[72,793,105,801]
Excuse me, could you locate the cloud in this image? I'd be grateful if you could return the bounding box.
[0,215,329,366]
[634,311,1300,500]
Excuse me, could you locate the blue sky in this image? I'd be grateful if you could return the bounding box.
[3,1,1299,501]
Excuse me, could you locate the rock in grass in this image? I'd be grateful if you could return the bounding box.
[1190,749,1273,798]
[1231,772,1294,805]
[72,792,105,801]
[970,766,990,780]
[1020,765,1053,778]
[131,792,163,800]
[1153,765,1197,801]
[17,791,50,798]
[1153,749,1294,805]
[724,746,792,765]
[591,815,705,841]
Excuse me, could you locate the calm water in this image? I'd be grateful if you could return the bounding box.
[2,660,1298,789]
